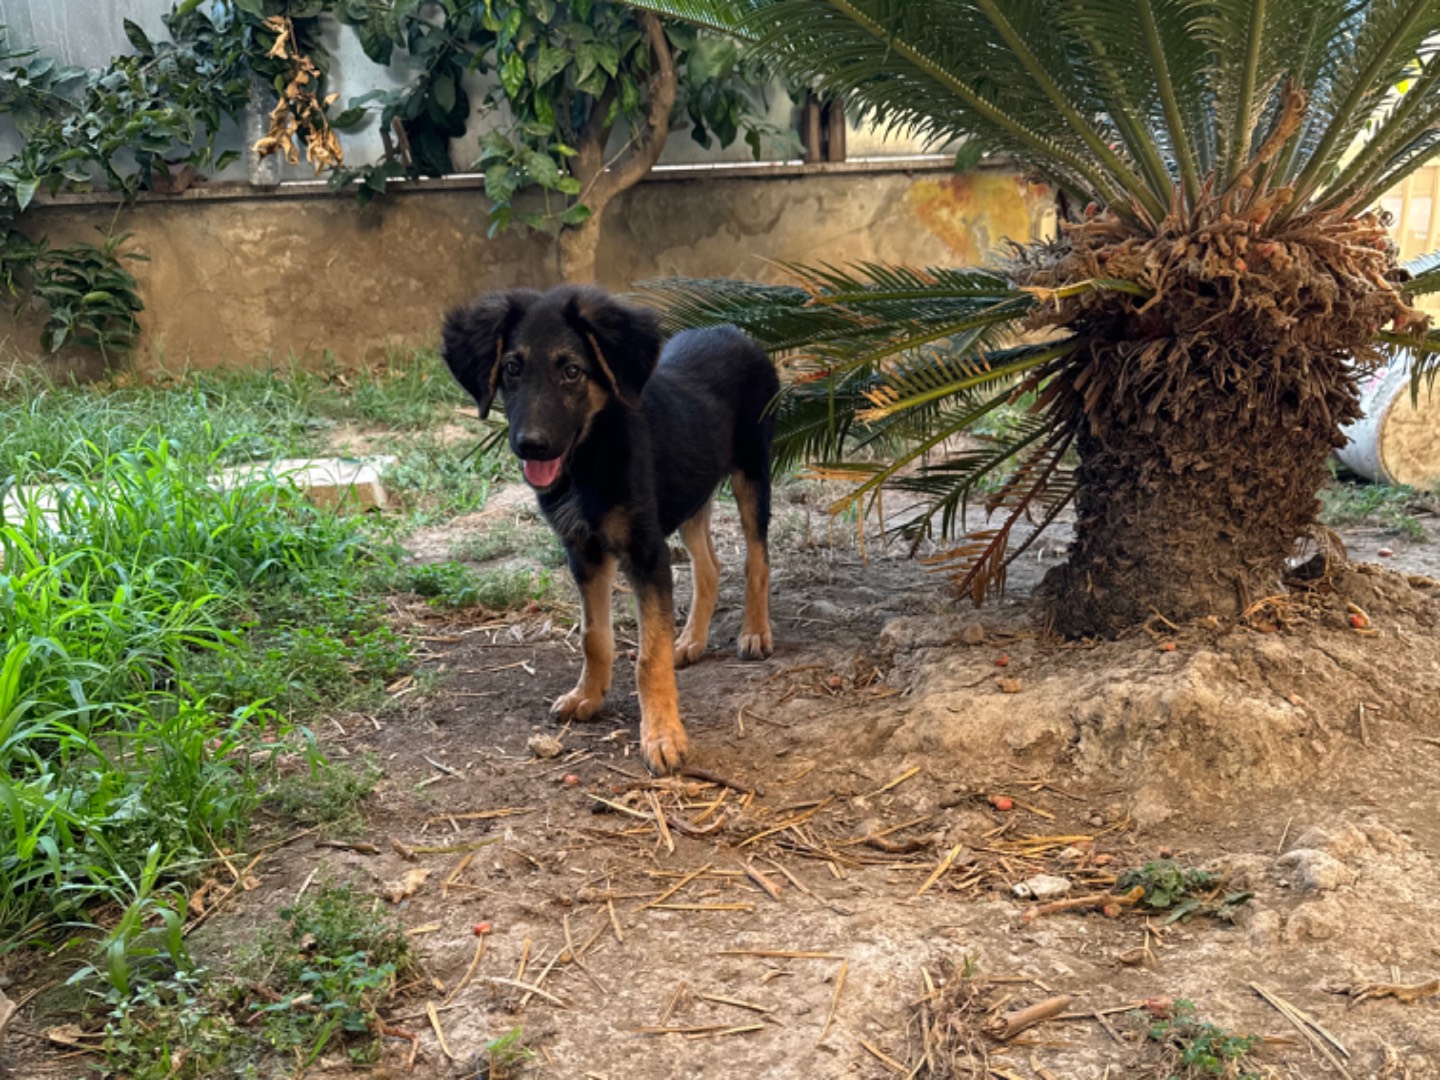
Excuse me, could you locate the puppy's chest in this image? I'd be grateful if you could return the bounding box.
[539,489,630,553]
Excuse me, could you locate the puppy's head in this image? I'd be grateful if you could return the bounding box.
[442,285,661,492]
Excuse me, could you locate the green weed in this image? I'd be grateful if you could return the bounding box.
[0,362,505,978]
[451,521,525,562]
[1143,999,1262,1079]
[251,885,413,1066]
[0,350,473,481]
[102,969,251,1080]
[0,437,379,951]
[1116,860,1252,924]
[483,1025,536,1078]
[382,435,510,524]
[98,884,411,1078]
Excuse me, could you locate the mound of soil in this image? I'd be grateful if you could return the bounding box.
[878,564,1440,824]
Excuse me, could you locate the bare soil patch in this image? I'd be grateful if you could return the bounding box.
[7,481,1440,1079]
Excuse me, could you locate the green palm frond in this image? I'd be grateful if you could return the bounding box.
[613,0,753,33]
[630,0,1440,220]
[627,0,1440,607]
[1400,249,1440,299]
[1377,327,1440,393]
[639,265,1031,358]
[1288,0,1440,208]
[910,423,1075,604]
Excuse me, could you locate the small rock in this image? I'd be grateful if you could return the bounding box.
[941,810,994,847]
[960,622,986,646]
[1285,896,1346,942]
[1291,823,1370,863]
[1276,848,1357,892]
[527,733,564,759]
[1236,906,1283,952]
[996,677,1023,694]
[1089,814,1105,828]
[1012,874,1072,901]
[1360,822,1406,854]
[1129,785,1176,827]
[1377,546,1394,557]
[1203,853,1270,891]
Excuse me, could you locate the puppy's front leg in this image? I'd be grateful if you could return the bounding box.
[628,540,688,774]
[553,552,615,721]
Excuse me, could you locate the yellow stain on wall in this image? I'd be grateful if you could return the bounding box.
[907,172,1053,262]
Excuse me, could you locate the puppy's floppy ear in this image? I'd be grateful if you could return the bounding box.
[563,286,662,408]
[441,289,539,418]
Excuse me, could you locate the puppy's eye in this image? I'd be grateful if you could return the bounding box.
[562,364,585,382]
[503,358,522,378]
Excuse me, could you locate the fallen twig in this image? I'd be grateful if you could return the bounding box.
[819,958,848,1043]
[916,844,965,897]
[1252,983,1351,1079]
[859,1037,906,1073]
[1349,978,1440,1007]
[1021,885,1144,922]
[681,766,763,796]
[485,976,568,1008]
[742,860,783,901]
[426,1002,455,1060]
[985,995,1073,1040]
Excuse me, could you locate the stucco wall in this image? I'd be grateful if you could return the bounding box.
[4,164,1054,377]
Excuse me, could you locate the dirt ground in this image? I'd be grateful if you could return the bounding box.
[11,477,1440,1079]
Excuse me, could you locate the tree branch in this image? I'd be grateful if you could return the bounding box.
[572,84,617,190]
[585,12,676,209]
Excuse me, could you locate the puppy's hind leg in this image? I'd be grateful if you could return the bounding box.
[731,469,774,660]
[674,499,719,667]
[553,552,615,721]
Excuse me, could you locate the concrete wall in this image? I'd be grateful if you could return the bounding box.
[3,163,1055,377]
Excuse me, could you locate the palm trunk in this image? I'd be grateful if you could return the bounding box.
[1040,367,1356,638]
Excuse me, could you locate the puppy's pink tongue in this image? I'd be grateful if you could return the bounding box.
[523,456,564,488]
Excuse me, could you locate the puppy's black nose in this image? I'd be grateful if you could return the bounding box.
[514,430,554,460]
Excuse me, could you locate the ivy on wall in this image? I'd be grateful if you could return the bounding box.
[0,0,796,360]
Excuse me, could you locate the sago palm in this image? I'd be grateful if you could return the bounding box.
[623,0,1440,636]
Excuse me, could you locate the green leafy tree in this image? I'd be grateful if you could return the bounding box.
[0,3,322,356]
[332,0,790,280]
[631,0,1440,636]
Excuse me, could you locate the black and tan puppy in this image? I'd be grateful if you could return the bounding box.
[441,285,778,774]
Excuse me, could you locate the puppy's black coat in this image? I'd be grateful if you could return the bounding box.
[442,284,778,774]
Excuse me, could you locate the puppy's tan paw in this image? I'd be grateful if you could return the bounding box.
[737,628,773,661]
[552,687,605,721]
[674,631,707,668]
[640,720,689,776]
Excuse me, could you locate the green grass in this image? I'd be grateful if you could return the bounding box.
[0,353,573,1076]
[1320,476,1439,541]
[0,438,376,948]
[0,356,524,969]
[265,756,383,834]
[405,559,554,610]
[0,349,473,482]
[381,434,512,524]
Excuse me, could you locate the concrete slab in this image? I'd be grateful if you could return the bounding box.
[217,456,394,512]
